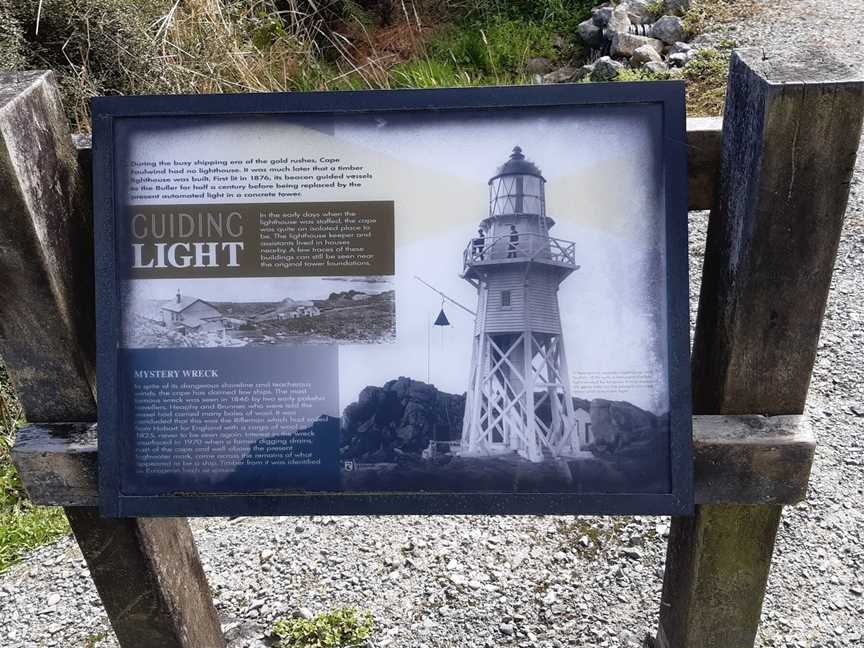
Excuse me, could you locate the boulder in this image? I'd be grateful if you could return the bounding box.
[542,66,590,84]
[624,0,656,24]
[669,41,693,55]
[605,6,632,35]
[592,5,614,27]
[662,0,691,16]
[526,57,554,74]
[611,32,664,58]
[590,56,624,82]
[340,377,465,462]
[632,44,663,66]
[578,19,603,48]
[651,15,688,44]
[644,60,669,75]
[667,52,688,67]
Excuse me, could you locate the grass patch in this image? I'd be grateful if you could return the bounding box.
[0,364,70,573]
[610,44,733,117]
[683,46,732,116]
[405,0,595,86]
[272,607,374,648]
[616,68,671,82]
[682,0,759,35]
[83,632,108,648]
[555,517,629,558]
[554,516,660,558]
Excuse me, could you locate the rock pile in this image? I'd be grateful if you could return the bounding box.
[539,0,699,83]
[340,377,465,463]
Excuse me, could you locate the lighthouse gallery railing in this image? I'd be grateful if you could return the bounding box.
[463,232,576,272]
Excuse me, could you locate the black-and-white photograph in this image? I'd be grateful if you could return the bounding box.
[121,276,395,348]
[326,121,671,494]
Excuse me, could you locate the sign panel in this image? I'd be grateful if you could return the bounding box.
[94,84,692,516]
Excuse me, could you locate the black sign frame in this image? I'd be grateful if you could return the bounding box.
[94,82,692,517]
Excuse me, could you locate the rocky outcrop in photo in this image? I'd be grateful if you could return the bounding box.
[340,377,464,462]
[339,378,670,493]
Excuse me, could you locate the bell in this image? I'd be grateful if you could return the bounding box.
[433,308,450,326]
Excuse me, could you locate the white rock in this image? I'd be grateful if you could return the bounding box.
[669,41,693,55]
[611,32,664,58]
[624,0,656,24]
[294,607,314,620]
[605,6,632,35]
[632,44,663,66]
[668,52,688,67]
[449,574,467,586]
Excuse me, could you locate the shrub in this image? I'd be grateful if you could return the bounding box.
[272,608,374,648]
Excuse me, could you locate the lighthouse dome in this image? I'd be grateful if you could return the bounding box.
[490,146,544,180]
[487,146,548,221]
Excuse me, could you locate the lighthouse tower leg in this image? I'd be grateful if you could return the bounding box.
[462,329,577,463]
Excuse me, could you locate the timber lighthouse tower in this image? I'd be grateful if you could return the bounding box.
[461,147,580,462]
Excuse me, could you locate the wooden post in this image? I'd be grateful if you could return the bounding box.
[657,50,864,648]
[0,71,226,648]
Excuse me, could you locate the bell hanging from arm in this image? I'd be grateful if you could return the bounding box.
[433,308,450,326]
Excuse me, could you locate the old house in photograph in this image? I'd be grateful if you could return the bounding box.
[161,290,226,335]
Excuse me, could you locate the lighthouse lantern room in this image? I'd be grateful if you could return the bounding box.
[461,146,581,462]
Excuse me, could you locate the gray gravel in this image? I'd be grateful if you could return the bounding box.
[2,2,864,647]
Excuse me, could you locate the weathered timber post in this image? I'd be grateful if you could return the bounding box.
[0,71,226,648]
[657,50,864,648]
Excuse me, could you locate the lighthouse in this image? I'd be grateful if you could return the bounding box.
[460,146,580,462]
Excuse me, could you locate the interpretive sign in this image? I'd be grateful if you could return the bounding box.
[94,84,692,517]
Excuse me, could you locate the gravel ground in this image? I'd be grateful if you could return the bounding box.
[2,2,864,647]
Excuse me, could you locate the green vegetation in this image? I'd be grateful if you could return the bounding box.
[83,631,109,648]
[272,608,375,648]
[553,516,661,558]
[682,0,756,35]
[682,46,732,116]
[615,67,671,82]
[0,366,70,572]
[0,0,750,130]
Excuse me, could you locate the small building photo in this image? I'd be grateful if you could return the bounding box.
[160,290,226,335]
